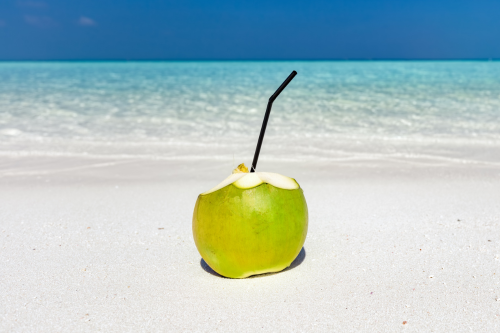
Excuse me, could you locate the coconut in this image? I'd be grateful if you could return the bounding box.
[192,163,308,278]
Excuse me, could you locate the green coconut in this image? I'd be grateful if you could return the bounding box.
[192,164,308,278]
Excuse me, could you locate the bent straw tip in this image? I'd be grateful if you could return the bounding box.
[251,71,298,172]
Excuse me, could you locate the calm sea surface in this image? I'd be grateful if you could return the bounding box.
[1,61,499,165]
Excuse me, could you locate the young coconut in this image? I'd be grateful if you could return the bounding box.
[192,163,308,278]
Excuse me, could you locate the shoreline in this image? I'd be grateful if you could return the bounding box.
[1,154,499,184]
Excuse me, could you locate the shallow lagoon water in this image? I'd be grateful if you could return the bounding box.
[1,61,499,166]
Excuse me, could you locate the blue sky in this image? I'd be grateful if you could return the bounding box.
[0,0,499,60]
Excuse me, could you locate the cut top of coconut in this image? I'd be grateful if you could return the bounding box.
[201,171,300,195]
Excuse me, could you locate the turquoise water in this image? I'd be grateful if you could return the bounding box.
[1,61,499,164]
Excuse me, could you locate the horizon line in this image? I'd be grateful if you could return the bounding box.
[0,58,499,62]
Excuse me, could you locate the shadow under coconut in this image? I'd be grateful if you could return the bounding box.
[200,247,306,279]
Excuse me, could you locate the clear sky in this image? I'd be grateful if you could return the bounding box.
[0,0,499,60]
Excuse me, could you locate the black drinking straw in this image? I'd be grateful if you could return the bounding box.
[250,70,297,172]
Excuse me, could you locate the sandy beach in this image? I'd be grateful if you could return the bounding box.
[1,155,499,331]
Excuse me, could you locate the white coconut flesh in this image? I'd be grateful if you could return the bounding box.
[201,169,299,196]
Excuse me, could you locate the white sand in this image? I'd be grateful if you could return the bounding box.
[1,157,500,331]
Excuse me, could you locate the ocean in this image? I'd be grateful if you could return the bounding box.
[1,61,499,167]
